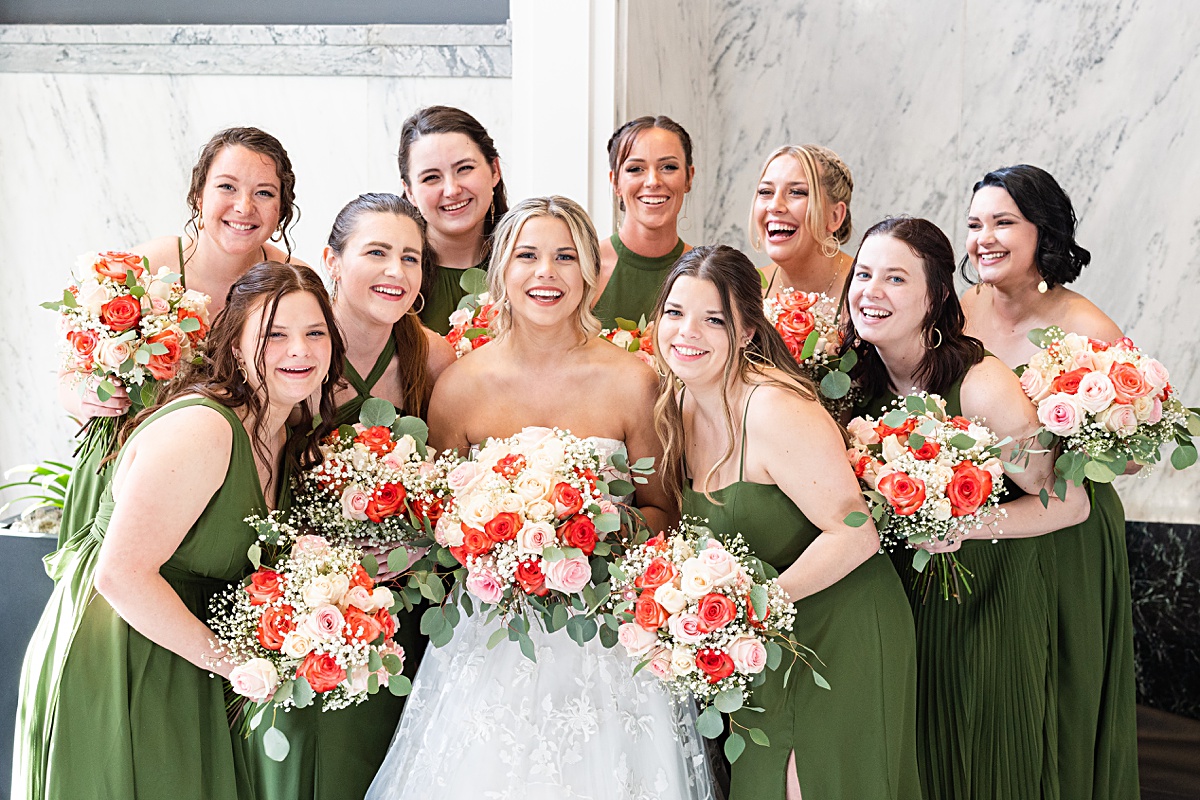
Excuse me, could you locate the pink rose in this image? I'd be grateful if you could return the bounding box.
[1070,350,1097,372]
[1037,393,1084,437]
[667,612,708,645]
[1141,358,1170,393]
[446,461,482,492]
[1147,396,1163,425]
[543,555,591,594]
[94,338,133,371]
[645,645,673,680]
[728,636,768,674]
[291,535,331,557]
[465,568,504,604]
[434,514,464,547]
[1019,367,1053,402]
[696,540,739,586]
[846,416,881,445]
[516,520,557,554]
[148,295,170,315]
[1076,372,1116,414]
[229,658,279,702]
[340,484,371,521]
[304,605,346,640]
[617,621,660,656]
[1098,403,1138,436]
[342,585,374,612]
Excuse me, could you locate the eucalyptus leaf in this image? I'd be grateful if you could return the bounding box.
[607,478,636,497]
[263,726,291,762]
[799,330,819,361]
[361,552,379,579]
[368,649,384,673]
[1083,460,1117,484]
[812,669,831,690]
[248,704,267,731]
[386,546,409,574]
[388,674,413,696]
[907,432,926,451]
[766,641,782,670]
[518,632,537,662]
[392,416,430,447]
[291,677,315,709]
[486,627,508,649]
[420,606,447,636]
[247,542,262,569]
[429,624,454,648]
[949,433,978,450]
[436,547,460,568]
[820,370,852,399]
[178,316,200,332]
[911,548,932,573]
[905,395,927,414]
[696,705,724,739]
[1171,444,1197,471]
[749,584,768,622]
[714,688,744,714]
[95,380,115,402]
[459,267,489,295]
[631,456,656,472]
[359,397,398,428]
[881,408,907,427]
[748,727,770,747]
[724,732,746,764]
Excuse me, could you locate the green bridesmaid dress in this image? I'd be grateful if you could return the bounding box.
[245,340,427,800]
[420,257,487,336]
[682,387,922,800]
[593,233,685,329]
[13,397,263,800]
[864,376,1059,800]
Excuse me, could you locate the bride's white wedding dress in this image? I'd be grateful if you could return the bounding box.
[366,437,714,800]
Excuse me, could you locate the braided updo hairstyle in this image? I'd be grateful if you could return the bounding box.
[749,144,854,255]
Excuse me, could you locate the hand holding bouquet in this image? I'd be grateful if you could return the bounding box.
[1023,327,1199,491]
[209,514,409,761]
[607,519,823,763]
[844,393,1011,601]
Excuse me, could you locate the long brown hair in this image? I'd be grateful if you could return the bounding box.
[116,262,345,478]
[839,217,984,399]
[650,245,820,504]
[185,127,300,260]
[326,193,433,418]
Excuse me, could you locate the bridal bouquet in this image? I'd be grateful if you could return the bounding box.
[601,316,656,367]
[762,289,854,408]
[210,513,409,761]
[417,427,652,660]
[445,267,496,358]
[844,393,1010,601]
[607,519,822,763]
[290,399,433,557]
[1023,327,1199,491]
[44,251,210,453]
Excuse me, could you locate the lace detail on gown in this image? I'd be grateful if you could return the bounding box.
[366,433,715,800]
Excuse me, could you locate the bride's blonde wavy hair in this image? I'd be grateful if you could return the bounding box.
[486,196,603,344]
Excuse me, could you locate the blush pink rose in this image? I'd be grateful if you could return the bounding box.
[667,612,708,645]
[617,621,659,656]
[1019,367,1053,402]
[302,604,346,641]
[1037,393,1084,437]
[291,535,331,557]
[542,555,591,594]
[645,645,674,680]
[1075,372,1116,414]
[728,636,768,674]
[446,461,482,492]
[465,568,504,604]
[340,484,371,521]
[229,658,279,702]
[1141,358,1170,393]
[1098,403,1138,436]
[846,416,881,445]
[696,540,739,586]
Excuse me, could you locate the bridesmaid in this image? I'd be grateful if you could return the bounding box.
[398,106,508,334]
[844,216,1090,799]
[652,244,922,800]
[245,193,454,800]
[55,126,305,548]
[751,144,854,300]
[14,261,343,800]
[593,115,695,329]
[959,165,1140,799]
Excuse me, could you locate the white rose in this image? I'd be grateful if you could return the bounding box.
[512,472,552,504]
[448,307,472,328]
[610,329,635,349]
[435,514,465,547]
[1061,332,1089,357]
[370,586,396,611]
[528,438,566,473]
[930,497,953,521]
[670,647,697,676]
[327,573,351,606]
[281,630,316,659]
[146,279,173,300]
[1091,349,1117,375]
[679,560,716,599]
[980,458,1005,482]
[460,493,498,530]
[345,664,371,696]
[76,279,109,316]
[653,585,688,614]
[1131,395,1156,422]
[880,434,907,464]
[496,492,526,515]
[302,575,337,608]
[94,338,133,370]
[342,585,374,612]
[1076,372,1116,414]
[391,435,416,463]
[525,499,556,523]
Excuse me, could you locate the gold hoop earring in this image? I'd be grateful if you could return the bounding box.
[1037,279,1049,294]
[743,348,776,370]
[927,327,943,349]
[821,235,840,259]
[408,292,426,316]
[235,357,248,381]
[323,371,331,385]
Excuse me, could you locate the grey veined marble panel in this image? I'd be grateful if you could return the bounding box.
[0,24,512,77]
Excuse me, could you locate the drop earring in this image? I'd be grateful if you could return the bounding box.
[1037,279,1049,294]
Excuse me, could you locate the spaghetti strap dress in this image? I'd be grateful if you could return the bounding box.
[682,387,922,800]
[244,339,429,800]
[863,375,1059,800]
[13,397,263,800]
[593,233,685,329]
[54,238,189,550]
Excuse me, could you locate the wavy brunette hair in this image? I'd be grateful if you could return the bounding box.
[326,193,433,418]
[116,262,345,478]
[650,244,821,504]
[840,217,984,400]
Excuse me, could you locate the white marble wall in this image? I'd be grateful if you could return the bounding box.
[0,25,511,502]
[621,0,1200,523]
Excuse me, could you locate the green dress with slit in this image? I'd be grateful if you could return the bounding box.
[243,341,427,800]
[682,387,922,800]
[863,376,1059,800]
[593,233,685,329]
[13,397,262,800]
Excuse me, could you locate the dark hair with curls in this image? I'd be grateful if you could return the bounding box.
[607,116,694,212]
[327,193,433,418]
[397,105,508,292]
[840,217,985,400]
[185,127,300,261]
[650,244,820,504]
[115,262,345,482]
[959,164,1092,289]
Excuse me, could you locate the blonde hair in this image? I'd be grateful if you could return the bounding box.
[748,144,854,252]
[487,196,602,343]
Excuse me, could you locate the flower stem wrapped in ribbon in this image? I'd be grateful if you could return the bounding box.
[843,392,1013,602]
[606,518,825,764]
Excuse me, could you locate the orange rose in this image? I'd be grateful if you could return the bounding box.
[949,416,972,431]
[176,307,209,345]
[256,604,295,651]
[93,251,145,281]
[695,649,736,683]
[100,295,142,333]
[874,417,917,441]
[245,568,286,605]
[343,607,385,643]
[484,511,521,543]
[67,329,98,359]
[462,526,492,557]
[909,440,942,461]
[146,328,182,381]
[777,308,816,341]
[349,563,374,592]
[634,556,677,590]
[296,651,346,693]
[877,471,926,516]
[515,558,548,596]
[1108,362,1151,403]
[560,515,597,555]
[697,592,738,631]
[492,454,526,479]
[551,482,584,517]
[633,590,668,631]
[946,461,993,517]
[365,482,406,523]
[373,608,398,640]
[354,426,396,456]
[1050,367,1090,395]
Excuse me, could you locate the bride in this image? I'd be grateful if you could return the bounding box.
[366,196,713,800]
